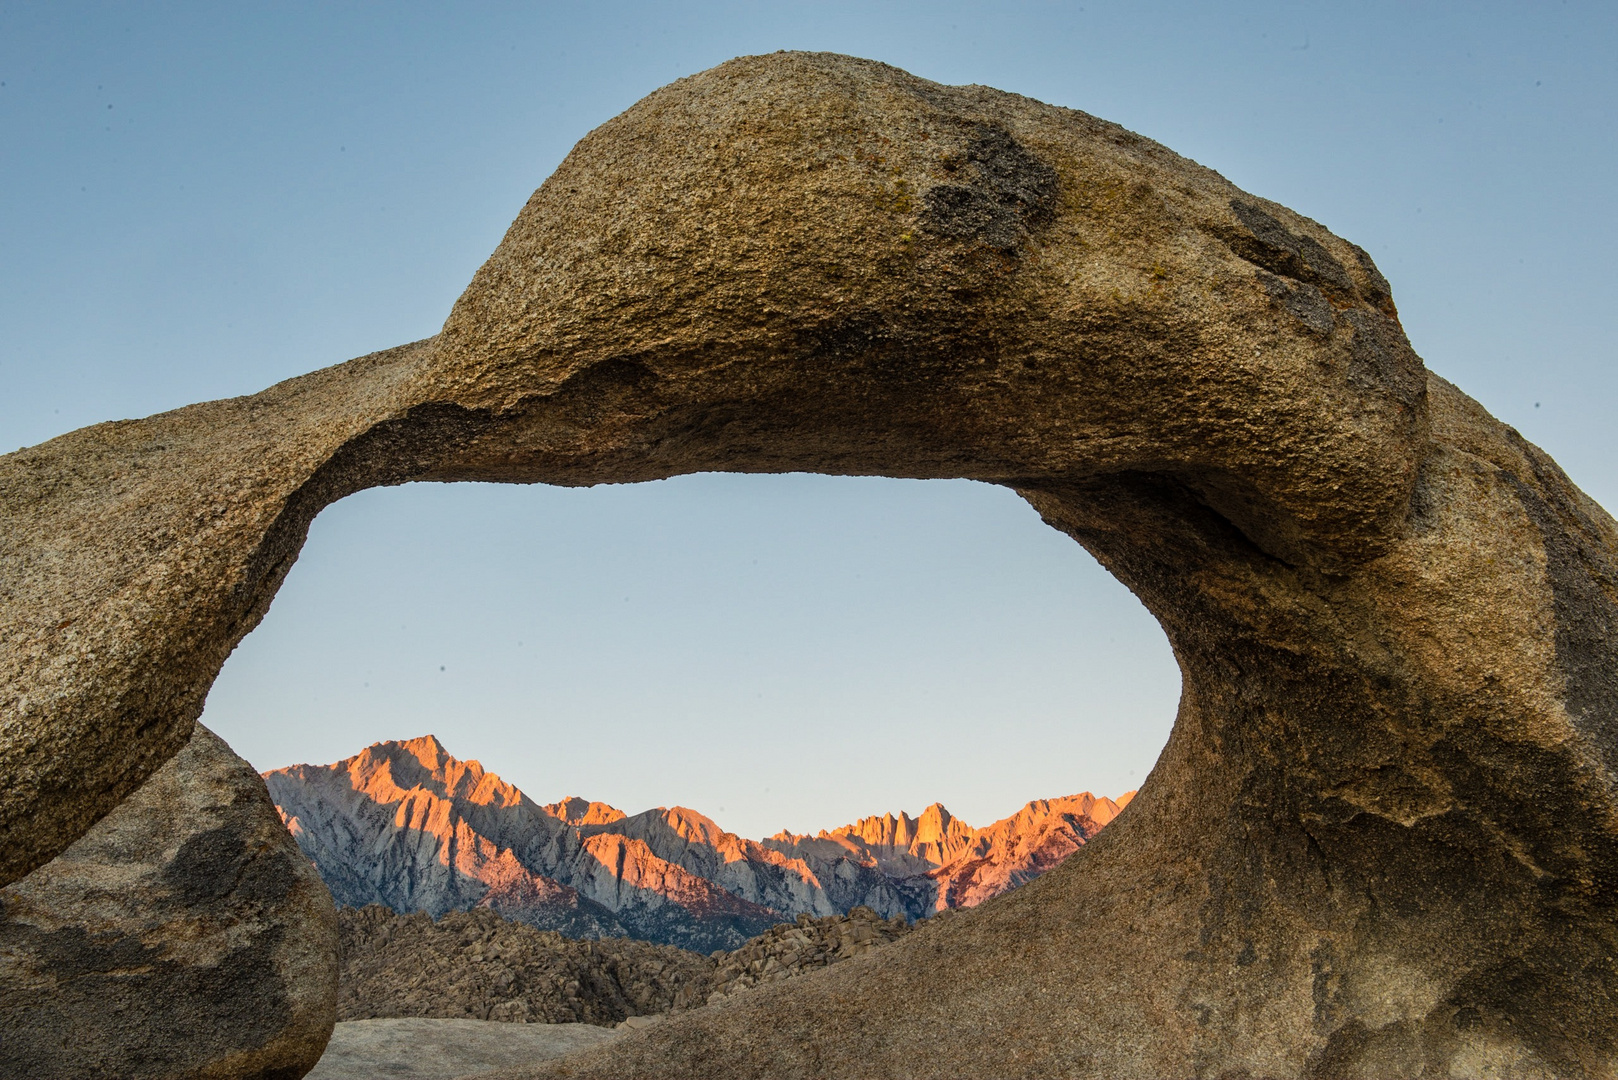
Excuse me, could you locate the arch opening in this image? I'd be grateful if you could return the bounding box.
[205,474,1179,940]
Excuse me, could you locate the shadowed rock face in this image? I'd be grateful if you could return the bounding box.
[0,724,338,1079]
[1,51,1615,1077]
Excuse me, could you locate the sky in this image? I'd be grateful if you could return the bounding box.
[3,2,1613,840]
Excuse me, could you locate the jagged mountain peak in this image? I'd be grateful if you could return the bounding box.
[399,733,449,765]
[912,802,964,843]
[265,735,1133,949]
[543,796,627,826]
[327,736,529,811]
[650,806,731,846]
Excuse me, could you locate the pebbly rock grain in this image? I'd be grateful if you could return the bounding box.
[336,904,910,1026]
[5,52,1617,1077]
[338,904,711,1026]
[0,724,338,1079]
[696,907,911,1006]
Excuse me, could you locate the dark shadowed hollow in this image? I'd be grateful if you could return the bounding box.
[3,53,1617,1079]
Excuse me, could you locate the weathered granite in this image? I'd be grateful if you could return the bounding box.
[337,904,713,1025]
[0,723,339,1079]
[334,902,910,1026]
[692,907,913,1006]
[3,51,1616,1077]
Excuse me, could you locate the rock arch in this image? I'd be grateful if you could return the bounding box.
[2,52,1615,1078]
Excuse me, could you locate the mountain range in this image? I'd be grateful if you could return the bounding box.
[264,735,1132,952]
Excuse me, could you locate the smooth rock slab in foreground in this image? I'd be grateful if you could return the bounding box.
[0,724,338,1080]
[304,1019,620,1080]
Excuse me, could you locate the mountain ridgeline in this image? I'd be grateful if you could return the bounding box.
[263,736,1132,953]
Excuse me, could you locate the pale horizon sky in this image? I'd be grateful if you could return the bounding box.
[4,3,1613,840]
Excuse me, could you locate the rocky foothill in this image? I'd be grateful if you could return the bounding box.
[701,906,912,1004]
[338,904,705,1025]
[338,903,911,1028]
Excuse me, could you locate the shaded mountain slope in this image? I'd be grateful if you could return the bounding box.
[265,736,1130,949]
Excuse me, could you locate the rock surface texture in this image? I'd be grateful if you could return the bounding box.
[0,723,339,1079]
[336,902,911,1026]
[304,1018,619,1080]
[266,734,1126,948]
[3,51,1616,1078]
[697,906,913,1005]
[337,904,713,1025]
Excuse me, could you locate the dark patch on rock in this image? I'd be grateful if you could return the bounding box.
[1259,272,1336,335]
[20,922,164,978]
[921,124,1057,251]
[922,185,1017,248]
[169,829,257,906]
[166,823,293,908]
[1342,308,1427,410]
[1347,242,1397,315]
[803,311,900,364]
[1505,469,1618,778]
[1228,198,1356,295]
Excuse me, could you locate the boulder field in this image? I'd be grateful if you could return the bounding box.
[2,51,1616,1078]
[334,902,911,1025]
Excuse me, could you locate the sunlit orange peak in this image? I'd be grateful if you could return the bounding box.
[543,796,627,826]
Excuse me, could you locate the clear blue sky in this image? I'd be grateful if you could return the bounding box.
[4,3,1612,839]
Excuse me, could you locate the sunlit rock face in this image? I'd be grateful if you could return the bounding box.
[267,735,626,941]
[764,793,1132,911]
[264,736,1125,952]
[267,736,775,951]
[5,49,1617,1078]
